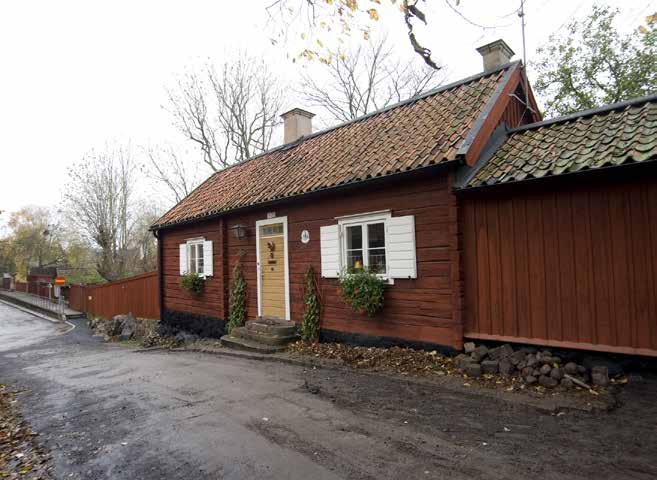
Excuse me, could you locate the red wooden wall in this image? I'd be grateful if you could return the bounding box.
[160,170,464,349]
[461,172,657,356]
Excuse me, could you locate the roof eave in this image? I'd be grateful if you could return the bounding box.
[457,155,657,193]
[510,93,657,134]
[151,160,459,231]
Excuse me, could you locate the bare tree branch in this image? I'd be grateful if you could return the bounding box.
[65,145,138,281]
[166,55,285,172]
[299,37,445,123]
[142,145,203,204]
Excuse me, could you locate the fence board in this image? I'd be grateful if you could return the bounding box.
[69,272,159,320]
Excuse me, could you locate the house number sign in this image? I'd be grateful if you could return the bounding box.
[300,230,310,244]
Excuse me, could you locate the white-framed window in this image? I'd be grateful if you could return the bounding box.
[320,211,416,280]
[179,238,213,278]
[187,239,205,275]
[340,211,391,275]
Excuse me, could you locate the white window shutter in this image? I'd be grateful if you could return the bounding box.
[320,224,340,278]
[387,215,417,279]
[203,240,213,277]
[179,244,188,275]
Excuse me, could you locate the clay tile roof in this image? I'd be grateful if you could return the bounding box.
[153,63,518,229]
[463,95,657,189]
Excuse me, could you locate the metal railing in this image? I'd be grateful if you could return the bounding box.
[0,281,68,316]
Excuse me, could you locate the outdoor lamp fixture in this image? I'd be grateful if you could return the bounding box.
[230,224,248,240]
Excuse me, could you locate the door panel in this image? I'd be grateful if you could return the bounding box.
[259,226,286,318]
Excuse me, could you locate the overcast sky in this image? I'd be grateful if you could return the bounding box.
[1,0,654,225]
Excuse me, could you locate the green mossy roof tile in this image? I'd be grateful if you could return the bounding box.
[465,99,657,188]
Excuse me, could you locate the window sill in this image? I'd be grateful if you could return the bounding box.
[339,272,395,285]
[180,274,213,279]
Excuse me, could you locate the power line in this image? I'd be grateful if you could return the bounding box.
[443,0,517,30]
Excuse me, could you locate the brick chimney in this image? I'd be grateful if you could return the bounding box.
[476,39,515,72]
[281,108,314,144]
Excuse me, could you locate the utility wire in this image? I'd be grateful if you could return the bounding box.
[443,0,516,30]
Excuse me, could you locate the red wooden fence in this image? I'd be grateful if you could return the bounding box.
[461,173,657,357]
[68,272,160,320]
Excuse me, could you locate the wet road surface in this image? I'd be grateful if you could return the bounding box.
[1,302,656,479]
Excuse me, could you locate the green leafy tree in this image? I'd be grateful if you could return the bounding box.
[534,7,657,116]
[5,207,66,280]
[301,266,321,341]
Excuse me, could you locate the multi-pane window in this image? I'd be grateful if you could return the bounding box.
[261,224,284,236]
[345,225,364,270]
[188,241,204,275]
[341,214,389,274]
[367,223,386,273]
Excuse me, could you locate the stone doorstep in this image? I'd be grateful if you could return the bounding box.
[246,318,297,337]
[219,334,288,354]
[233,326,298,346]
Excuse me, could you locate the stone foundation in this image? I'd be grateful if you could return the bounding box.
[160,309,225,338]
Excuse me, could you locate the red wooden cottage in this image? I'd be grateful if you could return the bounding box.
[151,40,657,357]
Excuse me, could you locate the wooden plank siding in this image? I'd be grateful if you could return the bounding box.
[160,169,465,349]
[460,171,657,357]
[69,272,160,320]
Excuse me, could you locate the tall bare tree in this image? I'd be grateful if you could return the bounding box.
[65,145,136,281]
[130,203,160,274]
[142,144,203,204]
[166,55,285,172]
[300,38,444,123]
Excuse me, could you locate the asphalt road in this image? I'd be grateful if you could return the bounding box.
[0,303,347,479]
[1,302,657,480]
[0,301,67,350]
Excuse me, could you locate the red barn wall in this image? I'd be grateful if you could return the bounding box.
[460,168,657,357]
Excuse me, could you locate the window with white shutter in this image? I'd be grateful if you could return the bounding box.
[203,240,214,277]
[386,216,417,279]
[320,225,340,278]
[179,244,188,275]
[319,211,416,280]
[179,238,213,278]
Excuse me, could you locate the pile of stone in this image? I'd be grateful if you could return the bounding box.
[454,342,611,389]
[89,314,159,342]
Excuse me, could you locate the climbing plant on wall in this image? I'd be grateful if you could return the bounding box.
[301,265,321,342]
[226,255,247,334]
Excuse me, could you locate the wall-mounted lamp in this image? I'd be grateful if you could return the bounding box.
[229,224,248,240]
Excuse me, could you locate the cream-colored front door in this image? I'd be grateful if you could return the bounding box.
[258,222,287,319]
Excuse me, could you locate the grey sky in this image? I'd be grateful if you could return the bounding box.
[1,0,654,223]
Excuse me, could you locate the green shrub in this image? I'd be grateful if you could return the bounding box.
[181,272,204,295]
[338,268,386,317]
[301,266,321,341]
[226,259,247,334]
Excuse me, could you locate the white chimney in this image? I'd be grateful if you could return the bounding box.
[476,39,515,72]
[281,108,315,144]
